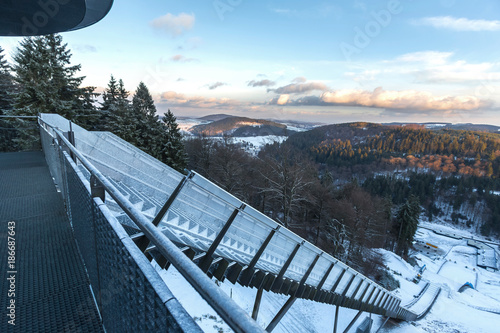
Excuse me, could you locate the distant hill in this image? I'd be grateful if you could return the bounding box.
[198,114,234,122]
[384,122,500,133]
[190,116,294,137]
[286,121,500,176]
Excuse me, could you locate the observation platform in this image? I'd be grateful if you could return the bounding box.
[0,151,103,332]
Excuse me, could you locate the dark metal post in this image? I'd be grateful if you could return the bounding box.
[313,262,335,301]
[199,203,245,272]
[350,279,364,300]
[333,305,340,333]
[272,242,303,291]
[248,226,280,271]
[252,287,264,320]
[330,268,347,293]
[136,173,193,253]
[239,226,280,286]
[295,254,321,297]
[264,253,321,331]
[67,121,76,162]
[340,274,357,306]
[265,297,297,332]
[375,316,390,333]
[343,310,363,333]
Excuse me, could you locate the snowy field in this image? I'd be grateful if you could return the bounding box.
[155,220,500,332]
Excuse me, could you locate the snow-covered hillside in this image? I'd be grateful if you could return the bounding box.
[154,221,500,333]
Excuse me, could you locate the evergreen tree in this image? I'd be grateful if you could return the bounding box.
[160,109,187,171]
[10,35,84,149]
[72,86,100,130]
[12,34,84,118]
[394,195,421,257]
[130,81,159,152]
[99,75,121,131]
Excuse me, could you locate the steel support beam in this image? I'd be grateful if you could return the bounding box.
[362,287,376,311]
[313,262,335,300]
[252,287,264,320]
[265,296,297,332]
[333,305,340,333]
[330,268,347,293]
[351,279,364,300]
[136,173,192,253]
[199,204,245,272]
[375,316,390,333]
[239,226,280,286]
[343,310,363,333]
[296,254,321,297]
[358,284,371,304]
[340,274,357,306]
[264,253,320,332]
[271,242,303,292]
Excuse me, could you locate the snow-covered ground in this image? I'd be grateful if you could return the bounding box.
[155,220,500,333]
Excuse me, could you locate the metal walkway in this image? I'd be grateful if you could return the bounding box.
[0,151,103,333]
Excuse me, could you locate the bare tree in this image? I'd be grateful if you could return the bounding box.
[258,144,313,228]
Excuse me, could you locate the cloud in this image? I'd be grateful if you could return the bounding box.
[271,87,491,112]
[150,13,195,37]
[292,76,307,83]
[159,91,239,109]
[248,79,276,87]
[269,81,329,94]
[413,16,500,31]
[208,82,227,90]
[170,54,197,62]
[276,94,290,105]
[390,51,500,84]
[393,51,453,65]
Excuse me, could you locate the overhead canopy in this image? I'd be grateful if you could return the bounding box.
[0,0,113,36]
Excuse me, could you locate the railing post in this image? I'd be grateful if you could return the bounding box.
[90,174,105,202]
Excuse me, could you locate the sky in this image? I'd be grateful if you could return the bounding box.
[2,0,500,125]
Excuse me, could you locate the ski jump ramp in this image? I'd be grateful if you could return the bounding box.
[39,114,433,332]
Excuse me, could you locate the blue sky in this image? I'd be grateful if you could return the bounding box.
[2,0,500,125]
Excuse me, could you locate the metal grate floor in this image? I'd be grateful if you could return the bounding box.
[0,151,103,333]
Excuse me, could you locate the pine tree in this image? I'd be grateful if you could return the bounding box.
[72,86,100,130]
[10,35,84,149]
[395,195,421,257]
[160,109,187,171]
[99,75,120,131]
[130,81,159,152]
[12,34,84,118]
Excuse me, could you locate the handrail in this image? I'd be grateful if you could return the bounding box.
[45,123,265,333]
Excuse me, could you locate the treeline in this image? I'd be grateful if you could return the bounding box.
[288,123,500,178]
[185,137,421,282]
[0,35,186,171]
